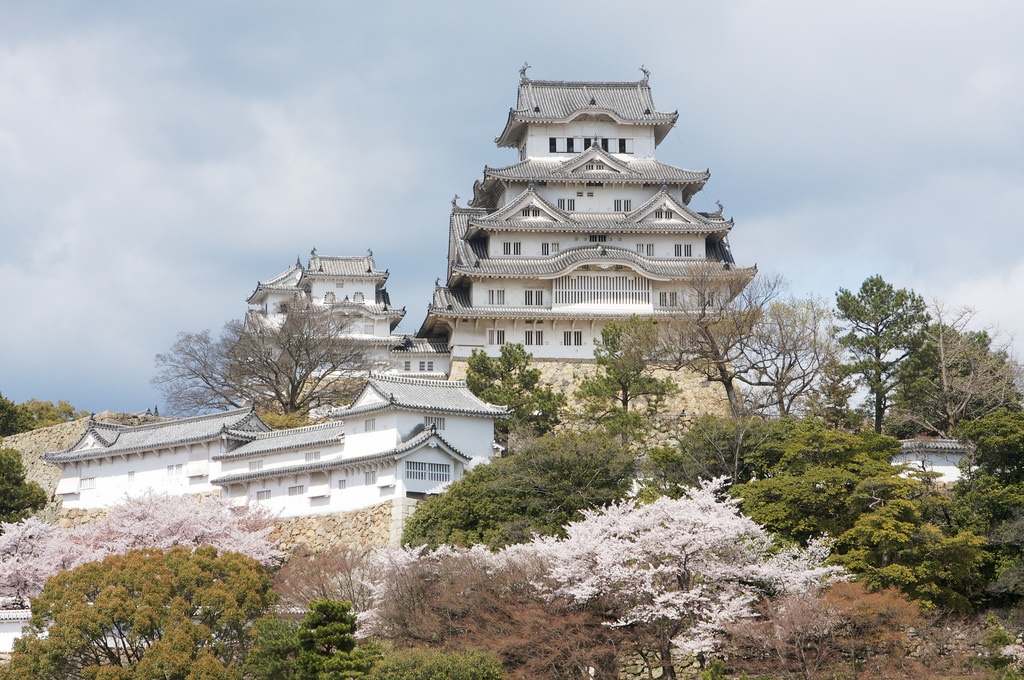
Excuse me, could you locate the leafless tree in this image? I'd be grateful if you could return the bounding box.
[153,299,368,415]
[742,296,839,417]
[656,265,782,417]
[892,301,1022,437]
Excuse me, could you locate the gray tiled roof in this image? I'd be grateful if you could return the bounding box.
[452,244,736,279]
[497,77,677,147]
[46,408,270,463]
[389,336,451,354]
[246,263,303,302]
[210,429,471,485]
[343,373,507,418]
[899,438,970,454]
[213,421,347,461]
[306,254,388,282]
[484,156,708,185]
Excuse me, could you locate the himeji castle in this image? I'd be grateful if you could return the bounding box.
[417,66,752,366]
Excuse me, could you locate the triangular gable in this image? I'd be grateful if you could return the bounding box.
[394,432,473,464]
[559,146,630,175]
[348,382,389,409]
[484,187,567,222]
[628,189,699,224]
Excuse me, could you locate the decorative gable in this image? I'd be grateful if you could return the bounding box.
[485,187,567,222]
[630,191,696,224]
[560,146,630,175]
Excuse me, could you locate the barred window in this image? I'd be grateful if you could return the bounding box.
[288,485,305,496]
[406,461,452,482]
[425,416,446,430]
[365,470,377,485]
[256,490,271,501]
[249,460,263,472]
[80,477,96,490]
[305,451,320,463]
[337,479,347,490]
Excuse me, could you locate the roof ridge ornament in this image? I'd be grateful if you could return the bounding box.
[640,64,650,84]
[519,62,531,82]
[451,194,459,208]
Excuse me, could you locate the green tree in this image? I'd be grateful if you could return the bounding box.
[368,648,503,680]
[0,447,47,525]
[576,316,677,437]
[0,392,31,436]
[19,398,89,429]
[643,414,782,495]
[731,420,986,610]
[835,275,929,433]
[403,431,635,547]
[465,343,565,441]
[1,546,275,680]
[246,601,379,680]
[950,410,1024,606]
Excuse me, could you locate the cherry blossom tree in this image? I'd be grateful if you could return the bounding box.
[0,492,281,606]
[362,480,837,679]
[531,480,839,677]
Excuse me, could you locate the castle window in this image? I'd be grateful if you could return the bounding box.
[425,416,446,430]
[364,470,377,485]
[587,191,594,197]
[354,292,364,302]
[249,460,263,472]
[487,329,505,346]
[557,198,575,211]
[419,361,434,371]
[80,477,96,491]
[525,330,544,346]
[583,138,592,149]
[524,290,544,306]
[256,490,271,502]
[618,138,627,153]
[614,199,632,212]
[403,361,411,371]
[541,242,560,255]
[288,485,305,496]
[674,244,682,257]
[585,163,594,171]
[166,464,183,478]
[363,322,374,335]
[364,418,376,432]
[563,330,584,346]
[549,137,557,152]
[337,479,346,490]
[601,138,609,151]
[659,291,679,307]
[127,471,135,483]
[588,234,607,242]
[577,191,584,197]
[685,244,693,257]
[406,461,451,482]
[305,451,321,463]
[324,291,335,303]
[566,138,575,152]
[521,208,530,217]
[488,289,505,305]
[502,241,521,255]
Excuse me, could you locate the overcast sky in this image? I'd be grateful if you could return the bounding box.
[1,1,1022,414]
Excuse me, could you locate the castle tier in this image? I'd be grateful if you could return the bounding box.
[418,70,754,361]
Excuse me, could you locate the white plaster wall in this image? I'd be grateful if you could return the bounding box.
[60,444,223,510]
[523,122,656,158]
[0,612,31,654]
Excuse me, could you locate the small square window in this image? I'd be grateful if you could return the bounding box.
[256,490,271,501]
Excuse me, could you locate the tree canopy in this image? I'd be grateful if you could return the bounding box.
[835,275,929,433]
[1,546,275,680]
[465,343,565,441]
[403,430,635,548]
[0,448,46,528]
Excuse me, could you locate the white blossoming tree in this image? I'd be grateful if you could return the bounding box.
[0,492,281,607]
[362,479,838,679]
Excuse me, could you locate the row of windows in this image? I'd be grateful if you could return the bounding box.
[548,137,634,154]
[403,360,435,372]
[497,239,695,258]
[487,289,544,306]
[487,329,583,346]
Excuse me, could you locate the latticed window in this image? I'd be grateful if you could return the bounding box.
[365,470,377,485]
[406,461,452,483]
[425,416,446,430]
[563,330,583,346]
[305,451,320,463]
[256,490,271,501]
[553,273,651,306]
[288,485,305,496]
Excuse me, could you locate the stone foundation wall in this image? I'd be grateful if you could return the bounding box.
[451,358,731,430]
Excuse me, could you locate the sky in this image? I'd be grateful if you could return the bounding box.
[1,1,1022,414]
